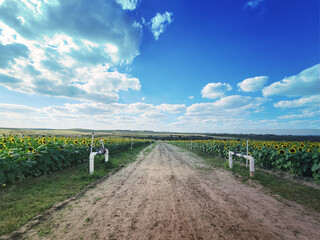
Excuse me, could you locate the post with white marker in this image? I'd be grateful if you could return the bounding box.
[246,140,249,167]
[89,132,109,174]
[228,150,254,177]
[228,151,233,168]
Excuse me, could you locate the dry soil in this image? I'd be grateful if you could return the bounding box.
[5,143,320,240]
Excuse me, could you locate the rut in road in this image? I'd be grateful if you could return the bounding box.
[14,143,320,240]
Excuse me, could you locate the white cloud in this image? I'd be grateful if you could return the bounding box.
[0,0,144,103]
[237,76,268,92]
[0,103,41,114]
[0,0,143,63]
[141,111,167,119]
[262,64,320,97]
[274,95,319,108]
[121,102,186,115]
[20,0,44,17]
[246,0,264,8]
[116,0,140,11]
[278,110,320,119]
[43,34,79,53]
[0,101,319,133]
[0,50,139,103]
[201,82,232,99]
[186,95,266,117]
[17,16,25,25]
[0,102,187,130]
[125,102,153,114]
[77,66,141,93]
[132,21,142,29]
[150,11,173,40]
[157,104,186,114]
[213,95,265,108]
[0,0,318,133]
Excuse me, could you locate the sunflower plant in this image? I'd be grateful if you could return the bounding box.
[172,139,319,180]
[0,136,152,185]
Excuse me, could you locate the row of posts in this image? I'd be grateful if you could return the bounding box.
[190,139,254,177]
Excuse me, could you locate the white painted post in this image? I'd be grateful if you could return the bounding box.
[105,149,109,162]
[243,155,255,177]
[89,134,109,174]
[99,139,109,163]
[248,156,255,177]
[246,140,249,155]
[90,150,109,174]
[229,151,255,177]
[89,152,98,174]
[228,151,233,168]
[90,132,94,154]
[246,140,249,167]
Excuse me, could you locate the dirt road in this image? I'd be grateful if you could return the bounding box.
[12,143,320,239]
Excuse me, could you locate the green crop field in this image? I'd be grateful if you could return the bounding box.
[0,134,151,185]
[172,139,320,181]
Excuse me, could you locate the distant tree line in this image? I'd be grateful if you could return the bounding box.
[206,133,320,142]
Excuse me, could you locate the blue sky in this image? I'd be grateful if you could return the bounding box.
[0,0,319,134]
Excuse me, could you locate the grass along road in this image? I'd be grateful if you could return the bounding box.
[0,143,153,237]
[3,142,320,240]
[173,143,320,213]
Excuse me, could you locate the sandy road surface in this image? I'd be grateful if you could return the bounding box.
[9,143,320,239]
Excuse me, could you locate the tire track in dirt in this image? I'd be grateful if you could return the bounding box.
[160,143,277,239]
[8,143,320,240]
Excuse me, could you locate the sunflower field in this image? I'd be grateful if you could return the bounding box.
[0,136,151,184]
[172,139,320,180]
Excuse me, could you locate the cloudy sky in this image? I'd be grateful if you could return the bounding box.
[0,0,319,135]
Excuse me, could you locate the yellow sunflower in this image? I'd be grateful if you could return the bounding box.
[289,148,296,154]
[0,143,5,150]
[28,147,34,153]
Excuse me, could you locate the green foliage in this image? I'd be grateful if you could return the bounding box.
[172,139,320,180]
[0,136,152,184]
[0,144,150,236]
[175,144,320,213]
